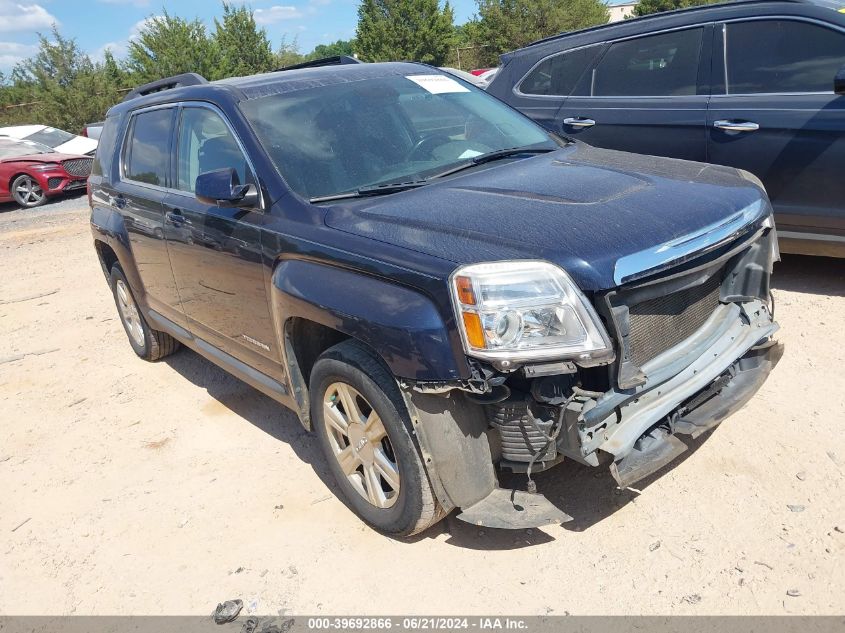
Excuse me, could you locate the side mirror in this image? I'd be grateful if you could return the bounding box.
[195,168,259,209]
[835,65,845,96]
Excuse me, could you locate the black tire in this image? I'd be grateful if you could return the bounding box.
[310,339,443,536]
[109,264,180,362]
[11,174,47,208]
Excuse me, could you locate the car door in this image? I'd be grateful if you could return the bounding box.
[114,106,186,327]
[707,18,845,254]
[163,103,281,378]
[501,44,605,130]
[557,25,712,161]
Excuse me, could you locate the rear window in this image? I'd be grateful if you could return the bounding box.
[123,109,173,186]
[592,28,704,97]
[725,20,845,94]
[91,117,119,178]
[520,46,601,96]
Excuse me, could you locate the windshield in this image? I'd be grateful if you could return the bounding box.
[24,127,75,148]
[240,72,558,200]
[0,138,53,159]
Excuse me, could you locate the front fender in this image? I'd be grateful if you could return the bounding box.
[271,259,468,381]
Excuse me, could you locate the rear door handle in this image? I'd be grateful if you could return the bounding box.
[563,117,596,128]
[110,194,126,209]
[165,209,186,226]
[713,120,759,132]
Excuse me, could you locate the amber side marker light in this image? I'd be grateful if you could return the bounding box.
[455,275,476,305]
[462,312,485,348]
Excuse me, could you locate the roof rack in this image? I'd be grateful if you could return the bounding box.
[277,55,363,72]
[122,72,208,103]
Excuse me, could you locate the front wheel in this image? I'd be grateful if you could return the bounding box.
[310,340,443,536]
[11,174,47,208]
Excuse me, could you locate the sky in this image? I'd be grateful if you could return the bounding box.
[0,0,480,73]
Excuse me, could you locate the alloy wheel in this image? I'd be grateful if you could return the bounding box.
[14,176,45,207]
[115,279,145,348]
[323,382,401,509]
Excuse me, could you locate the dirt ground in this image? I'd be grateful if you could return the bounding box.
[1,198,843,616]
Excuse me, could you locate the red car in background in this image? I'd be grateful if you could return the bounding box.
[0,137,93,208]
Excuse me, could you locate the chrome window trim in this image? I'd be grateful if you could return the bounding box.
[613,198,769,286]
[719,15,845,96]
[513,23,712,100]
[512,42,603,99]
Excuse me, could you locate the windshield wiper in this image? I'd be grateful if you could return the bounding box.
[428,147,556,180]
[309,147,556,203]
[310,180,427,203]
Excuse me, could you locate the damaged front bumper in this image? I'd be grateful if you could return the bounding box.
[404,298,781,530]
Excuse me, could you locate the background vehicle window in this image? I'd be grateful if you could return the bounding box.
[124,109,172,186]
[726,20,845,94]
[592,28,703,97]
[520,46,601,96]
[176,108,248,193]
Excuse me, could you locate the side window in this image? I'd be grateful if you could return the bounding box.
[520,46,601,96]
[175,107,248,193]
[592,28,704,97]
[725,20,845,94]
[124,108,173,186]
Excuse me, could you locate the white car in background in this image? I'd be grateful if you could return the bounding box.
[0,125,97,156]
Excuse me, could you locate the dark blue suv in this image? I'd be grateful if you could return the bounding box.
[90,61,782,535]
[488,0,845,258]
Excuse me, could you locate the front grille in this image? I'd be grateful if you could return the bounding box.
[627,274,722,366]
[47,177,62,190]
[62,158,93,178]
[488,399,556,463]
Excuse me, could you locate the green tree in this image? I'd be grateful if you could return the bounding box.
[470,0,608,66]
[213,2,275,78]
[275,36,306,68]
[127,10,219,82]
[356,0,455,65]
[2,26,124,131]
[633,0,723,16]
[307,39,357,60]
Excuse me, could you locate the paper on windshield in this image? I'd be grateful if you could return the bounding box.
[406,75,470,94]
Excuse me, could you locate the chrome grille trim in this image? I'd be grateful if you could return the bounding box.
[613,199,768,286]
[62,158,93,178]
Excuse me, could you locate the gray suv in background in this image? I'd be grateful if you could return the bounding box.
[487,0,845,258]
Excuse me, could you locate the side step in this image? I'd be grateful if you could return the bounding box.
[610,429,688,489]
[456,487,572,529]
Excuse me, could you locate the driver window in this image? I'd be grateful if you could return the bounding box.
[176,107,248,193]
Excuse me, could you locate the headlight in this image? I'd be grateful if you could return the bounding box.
[30,163,60,171]
[450,261,612,363]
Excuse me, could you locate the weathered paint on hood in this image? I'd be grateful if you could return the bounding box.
[324,143,767,291]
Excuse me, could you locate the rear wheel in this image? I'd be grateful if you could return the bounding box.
[310,340,443,536]
[109,264,180,361]
[11,175,46,208]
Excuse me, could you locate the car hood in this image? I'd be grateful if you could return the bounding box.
[324,143,768,291]
[0,152,88,165]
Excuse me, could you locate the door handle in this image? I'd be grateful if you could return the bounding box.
[110,194,126,209]
[713,120,759,132]
[165,209,186,226]
[563,117,596,128]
